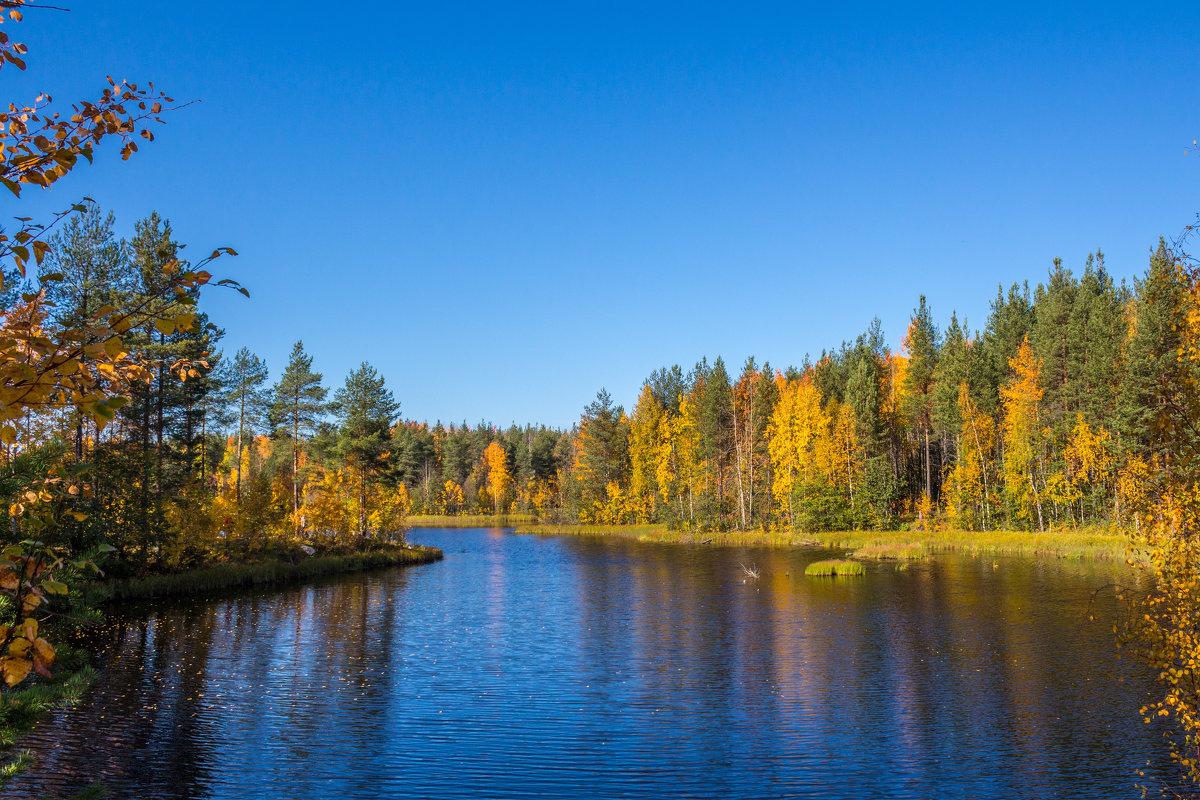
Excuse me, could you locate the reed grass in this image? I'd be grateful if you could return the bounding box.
[850,543,928,561]
[513,522,1132,560]
[817,526,1131,560]
[88,545,443,603]
[805,559,865,577]
[407,514,535,528]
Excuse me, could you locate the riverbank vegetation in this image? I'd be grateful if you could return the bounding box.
[513,522,1128,559]
[383,245,1186,552]
[89,543,441,603]
[407,513,534,528]
[804,559,864,577]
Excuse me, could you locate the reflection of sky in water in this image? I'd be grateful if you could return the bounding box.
[9,530,1173,799]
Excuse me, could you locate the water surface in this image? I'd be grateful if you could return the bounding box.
[9,528,1173,798]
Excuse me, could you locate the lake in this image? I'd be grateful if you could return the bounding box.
[7,528,1175,798]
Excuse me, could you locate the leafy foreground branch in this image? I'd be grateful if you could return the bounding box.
[1113,221,1200,797]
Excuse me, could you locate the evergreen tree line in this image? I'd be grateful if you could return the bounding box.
[562,243,1183,533]
[6,202,1188,573]
[5,204,572,572]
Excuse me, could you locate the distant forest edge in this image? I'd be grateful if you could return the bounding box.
[15,203,1189,575]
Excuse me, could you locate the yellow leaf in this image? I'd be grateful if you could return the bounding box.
[0,656,31,687]
[33,637,55,666]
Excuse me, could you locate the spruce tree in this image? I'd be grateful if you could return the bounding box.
[1118,241,1187,455]
[978,282,1034,416]
[901,296,941,501]
[1030,257,1077,434]
[932,312,972,461]
[698,357,734,528]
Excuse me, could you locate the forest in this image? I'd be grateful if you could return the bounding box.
[8,0,1200,791]
[5,201,1189,580]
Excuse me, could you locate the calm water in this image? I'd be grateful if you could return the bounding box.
[8,528,1175,799]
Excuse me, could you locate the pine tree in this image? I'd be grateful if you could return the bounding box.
[270,341,327,532]
[574,389,629,520]
[332,362,399,536]
[227,347,270,503]
[1064,253,1126,424]
[41,202,131,463]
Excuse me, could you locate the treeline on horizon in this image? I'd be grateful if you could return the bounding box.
[6,201,1187,574]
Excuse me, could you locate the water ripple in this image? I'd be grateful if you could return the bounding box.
[7,530,1173,799]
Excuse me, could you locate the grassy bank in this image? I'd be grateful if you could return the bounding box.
[512,523,1133,560]
[407,514,534,528]
[88,544,443,603]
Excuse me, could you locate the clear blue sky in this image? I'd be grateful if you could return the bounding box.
[8,2,1198,428]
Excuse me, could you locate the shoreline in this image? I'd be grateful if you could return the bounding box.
[505,522,1134,560]
[3,543,443,785]
[88,544,444,604]
[406,514,533,528]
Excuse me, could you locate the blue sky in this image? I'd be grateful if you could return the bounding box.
[8,2,1197,428]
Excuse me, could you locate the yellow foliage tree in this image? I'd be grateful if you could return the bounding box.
[628,385,664,523]
[999,337,1046,530]
[483,441,510,514]
[943,383,997,531]
[436,480,465,515]
[766,376,825,527]
[658,392,701,527]
[1064,413,1113,523]
[367,483,411,539]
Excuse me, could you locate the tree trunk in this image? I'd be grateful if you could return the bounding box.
[292,394,301,535]
[924,426,932,501]
[236,391,245,503]
[155,331,165,527]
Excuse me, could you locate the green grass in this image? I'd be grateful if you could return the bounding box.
[850,543,928,561]
[407,514,535,528]
[88,545,443,603]
[515,523,667,539]
[513,524,819,547]
[513,522,1133,560]
[805,559,865,577]
[815,526,1131,560]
